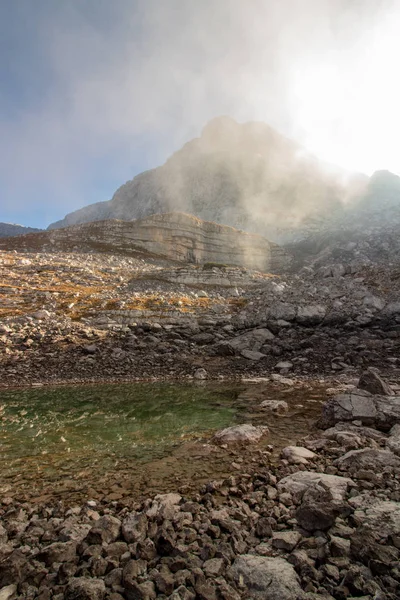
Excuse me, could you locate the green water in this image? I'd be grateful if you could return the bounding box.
[0,383,240,474]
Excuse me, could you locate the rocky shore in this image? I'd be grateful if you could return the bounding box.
[1,371,400,600]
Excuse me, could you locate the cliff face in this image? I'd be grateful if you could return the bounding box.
[3,212,290,273]
[48,116,367,237]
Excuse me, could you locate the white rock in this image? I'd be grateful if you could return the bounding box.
[213,424,269,444]
[281,446,316,464]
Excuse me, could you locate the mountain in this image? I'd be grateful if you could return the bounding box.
[48,116,367,238]
[0,223,42,238]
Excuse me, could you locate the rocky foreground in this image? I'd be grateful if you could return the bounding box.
[1,371,400,599]
[1,242,400,387]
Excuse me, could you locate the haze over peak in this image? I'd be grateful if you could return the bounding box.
[48,117,368,238]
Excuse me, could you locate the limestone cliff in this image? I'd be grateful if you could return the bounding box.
[3,212,290,273]
[48,116,367,238]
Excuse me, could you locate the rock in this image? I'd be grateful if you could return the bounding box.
[32,309,51,320]
[228,328,275,353]
[275,361,293,371]
[122,512,148,543]
[387,424,400,455]
[240,349,266,361]
[212,424,269,445]
[86,515,121,544]
[334,448,400,472]
[0,585,17,600]
[277,471,353,503]
[281,446,316,465]
[270,374,295,385]
[271,531,302,551]
[65,577,106,600]
[203,557,224,577]
[230,555,303,600]
[194,368,208,380]
[268,302,296,321]
[296,305,326,325]
[37,541,77,566]
[322,422,387,444]
[146,493,182,520]
[319,391,400,431]
[260,399,288,414]
[358,368,393,396]
[296,477,351,532]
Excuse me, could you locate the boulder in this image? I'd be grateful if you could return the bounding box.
[334,448,400,472]
[319,391,400,431]
[296,305,326,325]
[268,302,296,322]
[386,424,400,456]
[212,424,269,445]
[146,493,182,520]
[228,328,275,353]
[65,577,106,600]
[277,471,353,504]
[296,481,351,531]
[240,349,266,361]
[260,399,288,414]
[230,555,303,600]
[122,512,148,543]
[281,446,316,465]
[357,368,393,396]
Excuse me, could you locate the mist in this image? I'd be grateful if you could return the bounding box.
[0,0,399,227]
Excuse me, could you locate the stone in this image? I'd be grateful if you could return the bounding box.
[277,471,353,503]
[194,368,208,380]
[358,368,393,396]
[240,349,266,361]
[275,361,293,371]
[230,555,303,600]
[387,424,400,455]
[296,305,326,325]
[271,531,302,551]
[228,328,275,353]
[212,424,269,445]
[146,493,182,519]
[0,585,17,600]
[65,577,106,600]
[37,541,77,566]
[122,512,148,543]
[319,391,400,431]
[296,480,350,532]
[268,302,296,321]
[281,446,316,465]
[334,448,400,471]
[260,399,288,414]
[86,515,121,544]
[203,558,224,577]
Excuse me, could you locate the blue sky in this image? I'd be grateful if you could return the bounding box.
[1,0,399,228]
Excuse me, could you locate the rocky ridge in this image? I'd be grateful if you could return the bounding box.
[0,213,290,274]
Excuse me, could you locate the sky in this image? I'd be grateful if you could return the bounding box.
[1,0,400,228]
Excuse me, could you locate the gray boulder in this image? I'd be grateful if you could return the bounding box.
[319,391,400,431]
[357,368,393,396]
[230,555,303,600]
[387,424,400,456]
[277,471,353,504]
[334,448,400,471]
[296,304,326,325]
[228,328,275,353]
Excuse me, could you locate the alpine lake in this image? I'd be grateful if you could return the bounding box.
[0,381,326,506]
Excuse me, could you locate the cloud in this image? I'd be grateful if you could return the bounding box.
[0,0,399,225]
